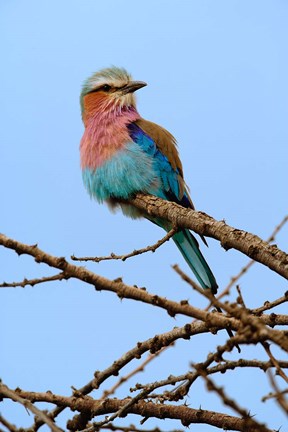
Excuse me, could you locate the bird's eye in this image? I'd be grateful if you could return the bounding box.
[102,84,111,92]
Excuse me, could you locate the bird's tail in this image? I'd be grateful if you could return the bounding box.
[172,229,218,294]
[173,230,240,351]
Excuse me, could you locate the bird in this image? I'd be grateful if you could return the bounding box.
[79,66,218,294]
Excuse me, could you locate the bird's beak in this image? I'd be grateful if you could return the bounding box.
[121,81,147,94]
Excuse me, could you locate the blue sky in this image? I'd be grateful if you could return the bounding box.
[1,1,288,430]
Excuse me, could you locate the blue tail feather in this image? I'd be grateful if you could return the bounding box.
[173,229,218,293]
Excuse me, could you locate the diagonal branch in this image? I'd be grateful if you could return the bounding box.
[128,194,288,281]
[71,227,177,263]
[101,349,166,399]
[219,214,288,298]
[23,320,212,431]
[0,272,66,288]
[0,234,287,351]
[0,414,18,432]
[252,293,288,315]
[0,383,63,432]
[196,369,272,432]
[0,234,242,325]
[2,390,274,432]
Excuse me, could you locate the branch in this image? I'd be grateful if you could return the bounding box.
[262,342,288,383]
[101,350,166,399]
[172,265,288,353]
[252,292,288,315]
[1,234,287,352]
[218,214,288,298]
[0,272,66,288]
[0,414,18,432]
[71,228,177,262]
[132,359,288,402]
[1,390,274,432]
[127,194,288,281]
[0,234,243,325]
[266,369,288,415]
[196,370,271,432]
[101,425,183,432]
[25,320,212,431]
[0,383,63,432]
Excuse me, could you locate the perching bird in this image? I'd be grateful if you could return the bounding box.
[80,66,218,294]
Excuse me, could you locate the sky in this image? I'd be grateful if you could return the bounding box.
[1,0,288,430]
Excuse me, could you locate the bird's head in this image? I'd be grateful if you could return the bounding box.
[80,66,146,121]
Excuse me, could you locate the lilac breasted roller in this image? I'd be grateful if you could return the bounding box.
[80,66,218,293]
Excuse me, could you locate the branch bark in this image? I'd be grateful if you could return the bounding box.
[1,390,273,432]
[128,194,288,280]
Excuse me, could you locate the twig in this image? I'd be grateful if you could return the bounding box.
[196,370,272,432]
[71,228,177,262]
[236,285,247,308]
[218,214,288,299]
[0,383,64,432]
[262,388,288,402]
[0,272,66,288]
[27,321,212,431]
[252,292,288,315]
[131,359,288,403]
[172,264,241,353]
[101,425,183,432]
[172,265,288,352]
[266,369,288,415]
[128,194,288,281]
[83,388,155,431]
[68,321,214,429]
[7,390,273,432]
[0,414,18,432]
[169,337,245,400]
[101,349,167,399]
[262,342,288,384]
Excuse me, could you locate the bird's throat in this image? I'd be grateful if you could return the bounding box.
[80,103,140,170]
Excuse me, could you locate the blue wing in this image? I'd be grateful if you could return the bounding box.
[128,122,192,208]
[128,121,218,293]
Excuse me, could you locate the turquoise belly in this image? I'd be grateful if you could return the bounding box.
[82,142,159,202]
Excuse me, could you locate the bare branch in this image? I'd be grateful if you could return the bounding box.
[0,383,63,432]
[262,342,288,384]
[197,370,272,432]
[131,359,288,403]
[0,272,66,288]
[71,228,177,263]
[1,389,274,432]
[1,210,287,431]
[0,234,244,326]
[218,214,288,298]
[101,350,167,399]
[266,369,288,415]
[0,414,18,432]
[253,292,288,315]
[127,194,288,281]
[101,425,183,432]
[172,264,241,352]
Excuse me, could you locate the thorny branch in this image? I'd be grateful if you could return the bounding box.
[218,214,288,299]
[71,227,177,262]
[0,383,64,432]
[0,272,66,288]
[128,194,288,280]
[196,371,271,432]
[101,350,167,399]
[1,203,288,431]
[0,389,276,432]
